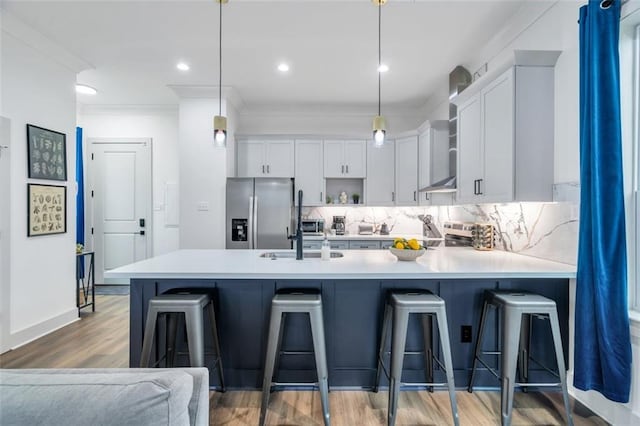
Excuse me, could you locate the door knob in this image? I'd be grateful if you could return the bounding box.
[139,230,145,236]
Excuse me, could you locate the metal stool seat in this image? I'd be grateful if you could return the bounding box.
[140,293,225,391]
[468,290,573,425]
[260,292,330,426]
[375,291,459,426]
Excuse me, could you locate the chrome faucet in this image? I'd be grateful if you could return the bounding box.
[288,190,304,260]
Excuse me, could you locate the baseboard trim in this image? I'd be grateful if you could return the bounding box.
[5,308,78,352]
[568,372,640,424]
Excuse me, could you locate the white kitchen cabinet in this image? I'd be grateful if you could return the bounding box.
[365,139,395,206]
[323,140,366,178]
[294,140,325,206]
[237,139,294,178]
[395,136,418,206]
[455,64,554,204]
[417,123,453,206]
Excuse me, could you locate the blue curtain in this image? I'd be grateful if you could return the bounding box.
[76,127,84,247]
[575,0,631,403]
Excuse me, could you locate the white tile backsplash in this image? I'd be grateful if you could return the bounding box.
[303,201,579,265]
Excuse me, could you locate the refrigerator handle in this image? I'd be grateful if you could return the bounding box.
[253,196,259,248]
[248,196,254,249]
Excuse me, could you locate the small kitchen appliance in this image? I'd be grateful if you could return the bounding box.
[301,218,325,235]
[443,221,474,247]
[332,216,346,235]
[358,223,374,235]
[379,223,390,235]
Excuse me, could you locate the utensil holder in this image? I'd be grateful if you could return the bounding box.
[472,223,495,251]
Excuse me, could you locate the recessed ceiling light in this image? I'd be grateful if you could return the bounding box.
[176,62,190,71]
[75,84,97,95]
[377,63,389,73]
[277,63,290,73]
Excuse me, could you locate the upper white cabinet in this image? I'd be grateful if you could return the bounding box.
[395,136,418,206]
[237,139,294,178]
[455,63,555,204]
[324,140,366,178]
[366,139,395,206]
[294,140,325,206]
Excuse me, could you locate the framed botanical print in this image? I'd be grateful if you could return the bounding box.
[28,184,67,237]
[27,124,67,181]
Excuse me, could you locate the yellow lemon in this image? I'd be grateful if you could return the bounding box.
[394,242,405,250]
[408,239,421,250]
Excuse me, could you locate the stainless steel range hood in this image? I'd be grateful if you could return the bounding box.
[419,65,471,194]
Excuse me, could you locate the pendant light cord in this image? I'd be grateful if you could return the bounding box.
[378,2,381,117]
[219,0,223,116]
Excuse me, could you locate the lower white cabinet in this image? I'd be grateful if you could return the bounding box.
[348,241,381,250]
[329,241,349,250]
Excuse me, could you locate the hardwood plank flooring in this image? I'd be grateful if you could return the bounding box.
[0,295,608,425]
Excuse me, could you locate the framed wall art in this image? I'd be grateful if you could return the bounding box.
[27,124,67,181]
[28,184,66,237]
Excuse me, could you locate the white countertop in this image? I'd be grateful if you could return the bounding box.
[304,233,433,241]
[105,248,576,280]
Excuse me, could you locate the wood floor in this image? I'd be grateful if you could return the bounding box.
[0,295,608,426]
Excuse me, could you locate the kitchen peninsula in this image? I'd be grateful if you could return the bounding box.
[106,248,575,389]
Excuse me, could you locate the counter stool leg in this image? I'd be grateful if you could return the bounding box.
[166,313,179,368]
[260,307,283,426]
[517,314,531,393]
[388,307,409,426]
[272,313,287,383]
[310,307,331,426]
[421,314,434,393]
[140,305,160,367]
[375,303,392,393]
[549,309,574,426]
[184,308,205,368]
[501,309,522,426]
[468,300,490,392]
[207,301,226,392]
[435,306,459,426]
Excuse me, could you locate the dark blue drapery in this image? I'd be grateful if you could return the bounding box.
[575,0,631,403]
[76,127,84,246]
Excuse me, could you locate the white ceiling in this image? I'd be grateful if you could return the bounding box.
[2,0,526,109]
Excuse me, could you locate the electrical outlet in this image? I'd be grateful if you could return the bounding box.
[461,325,472,343]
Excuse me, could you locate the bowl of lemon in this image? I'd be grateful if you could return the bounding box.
[389,238,426,261]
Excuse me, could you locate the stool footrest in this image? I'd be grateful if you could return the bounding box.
[272,381,319,388]
[401,382,448,388]
[279,351,314,356]
[516,382,562,387]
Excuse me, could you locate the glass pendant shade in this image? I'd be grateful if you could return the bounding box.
[372,115,386,146]
[213,115,227,146]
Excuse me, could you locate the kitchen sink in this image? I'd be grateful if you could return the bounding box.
[260,251,344,259]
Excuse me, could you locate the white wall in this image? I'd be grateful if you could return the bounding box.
[178,98,232,248]
[0,30,78,351]
[77,107,180,256]
[238,104,424,138]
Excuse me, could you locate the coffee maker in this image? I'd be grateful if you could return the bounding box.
[332,216,346,235]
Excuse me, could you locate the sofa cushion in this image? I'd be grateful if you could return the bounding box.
[0,369,193,426]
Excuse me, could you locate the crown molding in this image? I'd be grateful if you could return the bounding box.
[166,85,245,111]
[1,10,93,73]
[77,104,178,116]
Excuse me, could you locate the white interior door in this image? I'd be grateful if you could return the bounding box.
[0,117,11,352]
[90,139,152,284]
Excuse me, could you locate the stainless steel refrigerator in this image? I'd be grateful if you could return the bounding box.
[226,178,294,249]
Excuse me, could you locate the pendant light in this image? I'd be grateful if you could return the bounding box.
[372,0,387,147]
[213,0,228,147]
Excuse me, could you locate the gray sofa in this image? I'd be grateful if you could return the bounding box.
[0,368,209,426]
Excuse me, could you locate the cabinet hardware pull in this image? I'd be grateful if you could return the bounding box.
[478,178,483,195]
[267,165,270,174]
[392,192,395,202]
[473,179,478,195]
[262,165,265,174]
[341,165,344,174]
[346,165,349,174]
[413,191,416,202]
[425,192,430,201]
[320,191,323,203]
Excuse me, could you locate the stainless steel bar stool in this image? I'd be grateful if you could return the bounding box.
[467,290,573,426]
[140,293,225,391]
[259,292,330,426]
[375,291,459,426]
